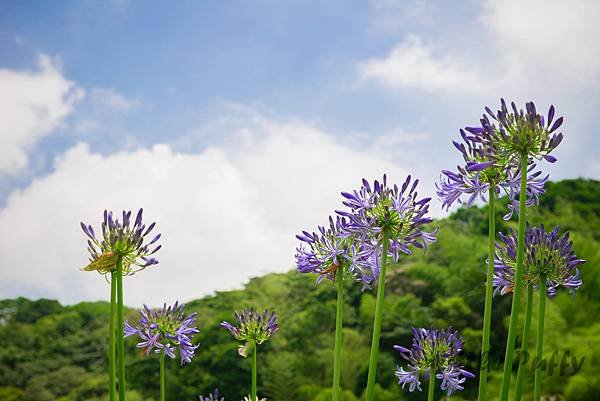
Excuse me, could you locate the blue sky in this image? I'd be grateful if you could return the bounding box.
[1,0,598,306]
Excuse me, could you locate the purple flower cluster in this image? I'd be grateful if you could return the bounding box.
[81,208,161,275]
[220,308,279,357]
[393,327,474,396]
[125,301,199,364]
[494,225,585,297]
[295,216,374,288]
[336,175,436,283]
[475,99,563,165]
[198,389,224,401]
[437,128,548,220]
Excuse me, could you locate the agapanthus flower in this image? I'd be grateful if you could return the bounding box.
[393,327,474,396]
[493,225,585,297]
[436,128,548,220]
[125,301,199,364]
[220,308,278,357]
[198,389,224,401]
[295,215,374,289]
[242,396,266,401]
[81,208,161,275]
[336,175,436,278]
[474,99,563,166]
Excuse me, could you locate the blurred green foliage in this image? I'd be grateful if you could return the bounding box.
[0,179,598,401]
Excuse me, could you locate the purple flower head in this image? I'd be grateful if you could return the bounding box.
[473,99,563,166]
[437,129,548,220]
[81,208,161,275]
[198,389,224,401]
[494,225,585,297]
[336,175,437,286]
[295,216,373,289]
[393,327,474,396]
[125,301,199,365]
[220,308,279,357]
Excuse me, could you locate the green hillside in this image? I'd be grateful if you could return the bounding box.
[1,179,599,401]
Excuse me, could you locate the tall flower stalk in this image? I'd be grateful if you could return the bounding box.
[81,208,161,401]
[125,302,199,401]
[467,100,563,401]
[337,175,436,401]
[221,308,279,401]
[494,225,584,401]
[437,124,548,401]
[393,327,475,398]
[295,216,371,401]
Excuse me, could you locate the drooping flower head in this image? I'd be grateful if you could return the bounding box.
[220,308,279,357]
[476,99,563,165]
[198,389,224,401]
[336,174,436,281]
[295,216,374,289]
[436,128,548,220]
[125,301,199,364]
[394,327,474,396]
[494,225,585,297]
[81,208,161,275]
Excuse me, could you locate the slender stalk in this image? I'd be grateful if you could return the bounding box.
[499,154,528,401]
[364,231,389,401]
[478,188,496,401]
[252,343,257,401]
[116,256,126,401]
[533,275,547,401]
[427,369,436,401]
[332,266,344,401]
[109,271,117,401]
[159,350,166,401]
[514,286,534,401]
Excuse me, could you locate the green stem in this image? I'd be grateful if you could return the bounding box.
[534,275,546,401]
[332,267,344,401]
[252,344,257,401]
[427,369,436,401]
[109,271,117,401]
[116,256,126,401]
[499,154,528,401]
[160,350,166,401]
[514,286,534,401]
[478,188,496,401]
[364,231,389,401]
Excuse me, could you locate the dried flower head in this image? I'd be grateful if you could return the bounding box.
[295,215,373,288]
[476,99,563,165]
[437,129,548,220]
[494,225,585,297]
[125,301,199,364]
[394,327,474,395]
[220,308,279,357]
[81,208,161,275]
[198,389,224,401]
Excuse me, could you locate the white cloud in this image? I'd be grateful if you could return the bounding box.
[482,0,600,88]
[360,35,485,92]
[0,110,411,306]
[0,55,83,174]
[89,88,139,112]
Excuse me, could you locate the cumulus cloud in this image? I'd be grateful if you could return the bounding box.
[361,0,600,94]
[0,110,413,306]
[0,54,83,174]
[360,35,484,92]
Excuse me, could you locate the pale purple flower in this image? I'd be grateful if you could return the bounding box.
[125,301,199,365]
[336,174,437,286]
[494,225,585,297]
[81,208,161,275]
[437,129,548,220]
[198,389,224,401]
[393,327,474,396]
[295,216,374,289]
[220,308,278,357]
